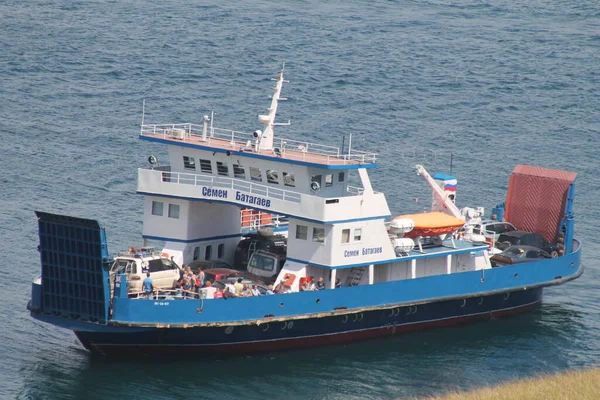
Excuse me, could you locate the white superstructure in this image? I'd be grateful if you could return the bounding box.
[137,70,490,290]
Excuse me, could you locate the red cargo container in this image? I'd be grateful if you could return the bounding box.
[504,165,577,243]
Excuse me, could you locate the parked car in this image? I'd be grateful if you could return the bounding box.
[247,250,287,283]
[109,249,180,292]
[212,278,269,295]
[202,268,242,285]
[491,245,552,267]
[471,220,517,240]
[201,268,266,287]
[234,233,287,270]
[496,231,559,257]
[188,260,232,271]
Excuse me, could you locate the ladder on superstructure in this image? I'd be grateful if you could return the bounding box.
[345,267,367,287]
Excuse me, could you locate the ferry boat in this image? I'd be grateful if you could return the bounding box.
[27,70,583,356]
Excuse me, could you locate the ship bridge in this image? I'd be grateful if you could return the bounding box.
[137,71,393,270]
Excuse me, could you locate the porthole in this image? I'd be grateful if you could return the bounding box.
[478,297,484,305]
[342,315,349,323]
[461,299,467,308]
[357,313,363,321]
[287,321,294,329]
[514,273,519,278]
[504,292,510,300]
[262,324,270,332]
[393,308,400,317]
[281,322,288,330]
[279,302,284,308]
[352,314,359,322]
[316,299,321,304]
[411,306,418,315]
[388,309,394,317]
[405,307,412,316]
[224,326,234,335]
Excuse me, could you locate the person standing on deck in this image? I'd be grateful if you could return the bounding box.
[142,272,155,297]
[234,278,244,295]
[316,277,326,290]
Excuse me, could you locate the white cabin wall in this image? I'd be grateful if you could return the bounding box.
[286,218,395,267]
[166,145,353,198]
[306,167,348,198]
[330,219,396,266]
[286,219,334,265]
[142,196,190,240]
[186,202,240,238]
[374,263,389,283]
[388,261,411,281]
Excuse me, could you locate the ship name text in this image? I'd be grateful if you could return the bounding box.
[344,247,383,257]
[202,187,228,198]
[236,191,271,208]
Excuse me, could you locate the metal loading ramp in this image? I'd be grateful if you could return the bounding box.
[504,165,577,243]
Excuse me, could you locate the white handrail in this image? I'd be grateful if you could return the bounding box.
[140,123,377,164]
[153,169,303,204]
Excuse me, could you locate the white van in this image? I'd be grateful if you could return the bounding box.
[247,250,286,283]
[110,248,180,292]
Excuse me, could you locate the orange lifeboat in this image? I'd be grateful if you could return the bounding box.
[392,212,465,239]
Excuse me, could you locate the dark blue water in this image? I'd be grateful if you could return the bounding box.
[2,0,599,398]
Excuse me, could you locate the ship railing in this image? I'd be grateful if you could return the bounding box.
[240,210,289,233]
[129,289,200,300]
[346,185,365,195]
[346,185,381,195]
[157,169,303,204]
[116,249,162,258]
[140,123,377,164]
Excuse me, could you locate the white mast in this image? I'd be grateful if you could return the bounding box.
[257,65,290,151]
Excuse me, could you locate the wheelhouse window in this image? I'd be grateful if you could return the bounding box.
[217,161,229,176]
[199,159,212,173]
[283,172,295,187]
[325,174,333,187]
[168,204,180,219]
[296,225,308,240]
[338,172,345,182]
[151,201,164,216]
[250,167,262,182]
[341,229,350,244]
[205,245,212,260]
[354,228,362,242]
[233,164,245,179]
[313,227,325,243]
[183,156,196,170]
[193,246,200,261]
[218,243,225,258]
[266,169,279,184]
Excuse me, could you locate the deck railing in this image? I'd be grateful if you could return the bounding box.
[240,210,288,232]
[140,123,377,165]
[155,169,303,204]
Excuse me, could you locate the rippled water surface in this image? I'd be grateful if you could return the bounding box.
[1,0,599,399]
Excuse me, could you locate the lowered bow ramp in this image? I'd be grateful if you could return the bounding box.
[33,211,111,323]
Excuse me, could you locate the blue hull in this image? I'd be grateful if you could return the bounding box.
[28,212,583,356]
[72,287,542,356]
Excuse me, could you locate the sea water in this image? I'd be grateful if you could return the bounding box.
[1,0,599,398]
